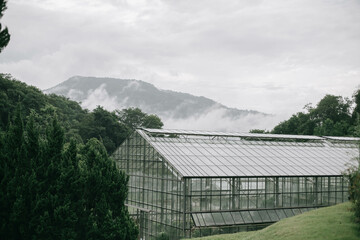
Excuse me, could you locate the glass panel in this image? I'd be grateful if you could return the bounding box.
[292,208,301,215]
[222,212,235,225]
[202,213,215,226]
[192,214,201,227]
[258,210,271,222]
[212,212,225,225]
[267,210,280,221]
[284,209,295,217]
[240,211,253,224]
[275,209,287,219]
[250,211,263,223]
[197,213,206,227]
[231,212,245,224]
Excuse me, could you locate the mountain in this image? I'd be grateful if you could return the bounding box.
[45,76,275,131]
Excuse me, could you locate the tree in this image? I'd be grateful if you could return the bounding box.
[249,129,267,134]
[344,115,360,223]
[352,89,360,122]
[117,107,164,130]
[311,94,351,124]
[272,94,353,136]
[78,106,131,154]
[0,0,10,53]
[0,75,165,155]
[81,138,138,240]
[117,107,147,130]
[0,105,25,239]
[272,112,315,135]
[0,111,138,239]
[142,114,163,129]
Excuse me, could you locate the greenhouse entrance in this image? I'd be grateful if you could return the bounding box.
[114,128,359,239]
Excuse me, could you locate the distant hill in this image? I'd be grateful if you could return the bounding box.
[45,76,275,131]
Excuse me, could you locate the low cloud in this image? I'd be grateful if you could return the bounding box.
[67,89,84,100]
[121,81,142,93]
[163,107,282,132]
[74,83,282,132]
[81,84,119,111]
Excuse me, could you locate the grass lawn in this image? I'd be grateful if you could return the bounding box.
[191,202,359,240]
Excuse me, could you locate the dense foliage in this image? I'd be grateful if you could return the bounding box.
[344,120,360,225]
[0,108,138,239]
[348,166,360,224]
[116,107,164,130]
[0,0,10,53]
[272,92,360,136]
[0,74,163,154]
[0,74,165,239]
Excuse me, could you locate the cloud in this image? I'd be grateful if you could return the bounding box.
[163,107,282,132]
[0,0,359,121]
[81,84,119,111]
[67,89,84,100]
[72,81,282,132]
[121,81,141,93]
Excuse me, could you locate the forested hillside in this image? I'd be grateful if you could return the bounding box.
[0,74,164,239]
[0,74,163,154]
[271,91,360,136]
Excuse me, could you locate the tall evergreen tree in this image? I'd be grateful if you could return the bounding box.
[0,0,10,53]
[0,105,29,239]
[82,138,138,240]
[0,111,138,239]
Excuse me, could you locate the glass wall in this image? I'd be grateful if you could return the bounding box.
[113,132,185,239]
[184,176,349,238]
[186,176,347,212]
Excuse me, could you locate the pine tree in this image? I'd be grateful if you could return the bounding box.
[0,111,138,239]
[0,0,10,53]
[82,138,138,240]
[54,139,82,239]
[33,116,66,239]
[0,106,24,238]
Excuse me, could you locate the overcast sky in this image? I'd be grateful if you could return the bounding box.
[0,0,359,119]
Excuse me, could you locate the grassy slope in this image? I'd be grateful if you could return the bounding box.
[192,202,359,240]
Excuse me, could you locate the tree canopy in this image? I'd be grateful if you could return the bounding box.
[0,109,138,239]
[271,91,360,136]
[116,107,164,130]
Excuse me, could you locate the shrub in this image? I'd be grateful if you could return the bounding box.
[348,170,360,222]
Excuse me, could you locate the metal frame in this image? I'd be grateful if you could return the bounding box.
[112,129,358,239]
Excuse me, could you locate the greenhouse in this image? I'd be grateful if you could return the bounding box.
[112,128,359,239]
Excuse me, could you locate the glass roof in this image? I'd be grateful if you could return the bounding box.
[323,136,360,141]
[141,128,324,140]
[137,129,359,178]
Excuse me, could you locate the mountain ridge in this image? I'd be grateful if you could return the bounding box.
[45,76,273,131]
